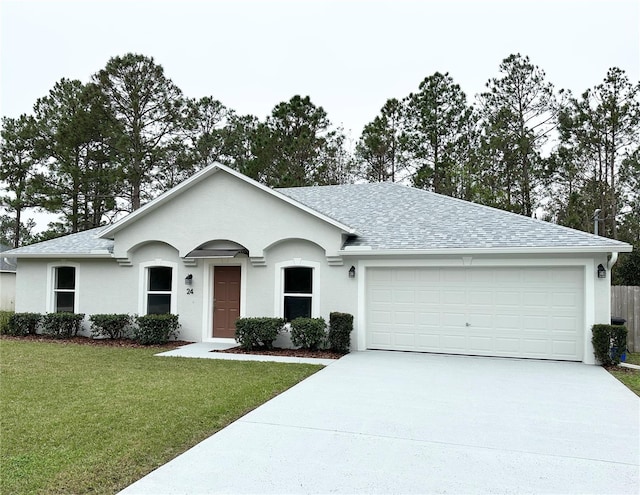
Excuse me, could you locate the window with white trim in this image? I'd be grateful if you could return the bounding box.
[147,266,173,314]
[54,266,76,313]
[283,267,313,321]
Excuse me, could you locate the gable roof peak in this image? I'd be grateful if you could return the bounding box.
[98,162,356,239]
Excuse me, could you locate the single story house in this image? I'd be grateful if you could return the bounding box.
[5,163,632,364]
[0,245,17,311]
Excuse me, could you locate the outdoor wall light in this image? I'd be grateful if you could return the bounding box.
[597,264,606,279]
[348,266,356,278]
[185,274,193,285]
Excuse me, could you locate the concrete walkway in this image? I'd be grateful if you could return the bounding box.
[120,351,640,494]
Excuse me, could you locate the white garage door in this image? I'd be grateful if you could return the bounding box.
[366,266,584,361]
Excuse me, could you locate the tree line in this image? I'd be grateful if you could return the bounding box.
[1,52,638,283]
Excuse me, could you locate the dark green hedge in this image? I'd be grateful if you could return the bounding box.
[235,317,284,350]
[134,314,180,345]
[592,324,628,365]
[6,312,42,336]
[328,312,353,353]
[89,314,133,339]
[41,313,85,338]
[290,317,327,351]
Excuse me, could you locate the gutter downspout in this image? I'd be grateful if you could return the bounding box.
[607,252,619,270]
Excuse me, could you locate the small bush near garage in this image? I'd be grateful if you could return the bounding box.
[134,314,180,345]
[235,317,284,350]
[328,312,353,353]
[90,314,133,339]
[0,311,14,334]
[41,313,85,338]
[5,312,41,336]
[290,317,327,351]
[592,324,628,365]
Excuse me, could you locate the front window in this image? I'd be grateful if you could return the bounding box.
[147,266,172,314]
[54,266,76,313]
[283,267,312,321]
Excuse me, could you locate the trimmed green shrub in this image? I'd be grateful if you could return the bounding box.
[89,314,133,339]
[592,324,628,365]
[235,317,284,350]
[0,310,14,334]
[328,312,353,353]
[41,313,85,338]
[290,317,327,351]
[134,314,180,345]
[0,311,13,335]
[7,312,42,336]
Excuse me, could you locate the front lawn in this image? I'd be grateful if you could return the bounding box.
[608,352,640,397]
[0,339,322,494]
[624,351,640,366]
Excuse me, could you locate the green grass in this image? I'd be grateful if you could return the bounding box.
[609,368,640,396]
[624,351,640,366]
[608,352,640,397]
[0,339,322,494]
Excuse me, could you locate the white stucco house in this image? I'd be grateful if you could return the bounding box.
[4,163,632,364]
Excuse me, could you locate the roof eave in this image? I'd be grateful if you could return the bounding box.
[5,253,113,259]
[340,245,633,256]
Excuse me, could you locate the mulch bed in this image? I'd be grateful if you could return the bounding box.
[604,364,640,375]
[0,334,192,349]
[215,346,347,360]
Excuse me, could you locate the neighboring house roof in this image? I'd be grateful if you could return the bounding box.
[3,169,632,258]
[278,182,632,254]
[0,244,17,272]
[2,227,113,258]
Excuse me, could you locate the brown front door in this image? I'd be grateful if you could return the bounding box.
[213,266,241,338]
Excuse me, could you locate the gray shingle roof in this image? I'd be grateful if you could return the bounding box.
[3,227,113,257]
[3,181,630,258]
[278,182,630,251]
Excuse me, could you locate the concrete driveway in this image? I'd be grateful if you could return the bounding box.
[120,351,640,494]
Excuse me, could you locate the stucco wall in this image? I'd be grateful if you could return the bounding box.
[112,171,346,261]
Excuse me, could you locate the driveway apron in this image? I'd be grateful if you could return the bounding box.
[119,351,640,494]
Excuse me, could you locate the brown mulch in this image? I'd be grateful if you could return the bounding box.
[604,364,640,374]
[0,334,192,349]
[215,346,347,360]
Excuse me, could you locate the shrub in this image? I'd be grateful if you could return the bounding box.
[6,312,42,336]
[328,312,353,353]
[234,317,284,350]
[290,317,327,351]
[0,310,14,335]
[592,324,628,365]
[41,313,85,338]
[89,314,133,339]
[134,314,180,345]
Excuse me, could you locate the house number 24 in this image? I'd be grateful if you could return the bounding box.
[186,288,194,295]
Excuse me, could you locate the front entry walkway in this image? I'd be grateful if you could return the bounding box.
[120,351,640,494]
[156,342,337,365]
